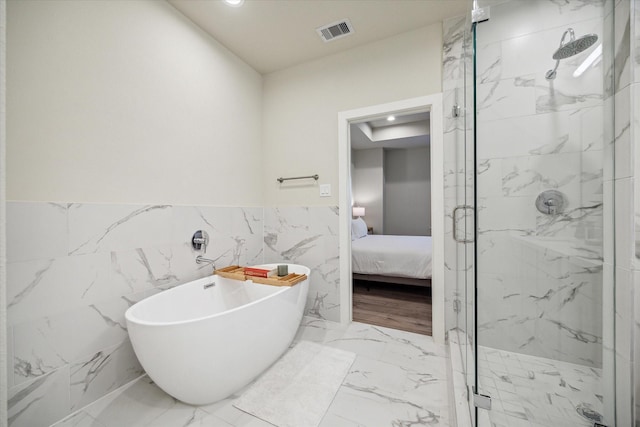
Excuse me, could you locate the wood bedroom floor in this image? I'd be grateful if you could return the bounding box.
[352,280,432,336]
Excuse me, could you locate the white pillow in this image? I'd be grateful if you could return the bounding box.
[351,218,368,239]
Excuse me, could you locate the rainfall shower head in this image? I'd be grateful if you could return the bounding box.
[552,33,598,59]
[545,28,598,80]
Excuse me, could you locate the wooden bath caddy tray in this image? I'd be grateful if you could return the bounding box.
[214,265,307,287]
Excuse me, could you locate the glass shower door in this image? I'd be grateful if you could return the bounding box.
[461,12,477,427]
[444,5,477,424]
[471,1,615,426]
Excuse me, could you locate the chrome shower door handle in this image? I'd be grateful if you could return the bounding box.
[452,205,474,243]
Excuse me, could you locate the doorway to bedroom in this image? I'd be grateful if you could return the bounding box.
[349,110,433,335]
[338,94,444,343]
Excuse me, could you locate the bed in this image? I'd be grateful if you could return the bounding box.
[351,218,433,287]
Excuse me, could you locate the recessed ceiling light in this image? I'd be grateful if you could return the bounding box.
[387,115,396,122]
[224,0,244,7]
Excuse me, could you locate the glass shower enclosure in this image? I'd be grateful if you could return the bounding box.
[444,1,616,426]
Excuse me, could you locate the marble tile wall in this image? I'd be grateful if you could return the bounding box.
[6,202,341,427]
[263,207,341,323]
[634,11,640,420]
[617,0,640,425]
[6,201,264,427]
[478,236,603,367]
[443,0,609,369]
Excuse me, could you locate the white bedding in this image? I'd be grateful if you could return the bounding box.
[351,235,433,279]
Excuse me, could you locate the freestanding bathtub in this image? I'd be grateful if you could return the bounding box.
[125,263,310,405]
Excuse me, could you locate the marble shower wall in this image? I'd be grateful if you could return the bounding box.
[6,201,263,427]
[263,207,341,323]
[615,0,640,425]
[444,0,609,368]
[633,1,640,425]
[475,0,608,367]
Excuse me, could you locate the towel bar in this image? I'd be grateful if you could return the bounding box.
[277,174,319,183]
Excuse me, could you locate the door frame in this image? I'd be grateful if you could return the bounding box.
[337,94,445,344]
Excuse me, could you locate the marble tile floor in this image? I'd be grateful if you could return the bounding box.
[51,316,451,427]
[477,346,603,427]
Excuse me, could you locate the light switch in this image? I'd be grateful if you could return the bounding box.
[320,184,331,197]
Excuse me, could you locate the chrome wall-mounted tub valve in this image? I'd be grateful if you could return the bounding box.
[192,230,209,252]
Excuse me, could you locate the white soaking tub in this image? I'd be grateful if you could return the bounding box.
[125,263,310,405]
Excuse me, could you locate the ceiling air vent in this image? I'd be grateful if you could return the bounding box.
[316,19,354,43]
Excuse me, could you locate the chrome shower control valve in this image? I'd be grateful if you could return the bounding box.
[192,230,209,252]
[535,190,567,215]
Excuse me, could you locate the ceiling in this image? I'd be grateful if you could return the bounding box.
[351,111,430,151]
[368,111,429,129]
[168,0,469,74]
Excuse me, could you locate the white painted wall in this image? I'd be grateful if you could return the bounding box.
[7,0,263,206]
[352,148,383,234]
[263,24,443,206]
[384,146,431,236]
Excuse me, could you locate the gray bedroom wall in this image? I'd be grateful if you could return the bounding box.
[383,146,431,236]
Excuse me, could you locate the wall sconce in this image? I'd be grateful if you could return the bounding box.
[352,206,365,218]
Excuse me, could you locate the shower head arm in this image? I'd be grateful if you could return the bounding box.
[557,28,576,49]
